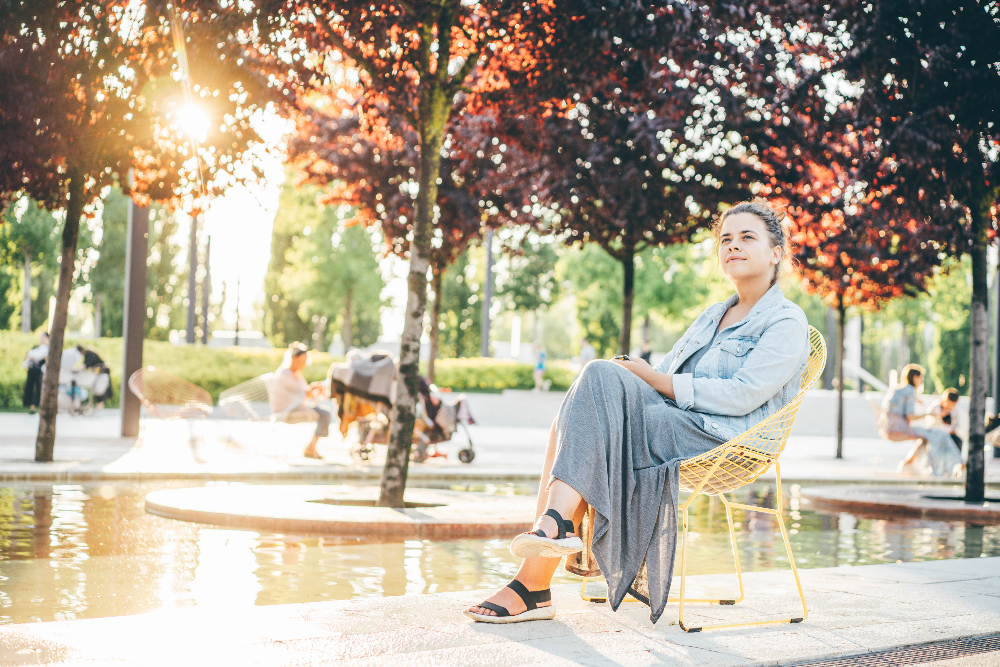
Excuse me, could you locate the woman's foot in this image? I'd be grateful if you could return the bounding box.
[465,580,555,623]
[303,445,322,459]
[510,508,583,559]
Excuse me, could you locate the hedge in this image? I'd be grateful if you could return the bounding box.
[0,332,575,410]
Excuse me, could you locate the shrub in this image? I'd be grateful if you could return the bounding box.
[0,332,577,410]
[428,357,575,393]
[0,332,332,409]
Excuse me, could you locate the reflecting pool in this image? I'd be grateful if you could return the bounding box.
[1,482,998,624]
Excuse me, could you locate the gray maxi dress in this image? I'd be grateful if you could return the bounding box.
[549,341,726,624]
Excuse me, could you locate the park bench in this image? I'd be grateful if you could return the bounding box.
[566,326,827,633]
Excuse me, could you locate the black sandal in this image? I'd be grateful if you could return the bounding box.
[510,508,583,559]
[463,580,556,624]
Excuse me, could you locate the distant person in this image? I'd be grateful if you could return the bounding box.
[75,345,113,405]
[271,343,332,459]
[927,388,963,453]
[21,332,49,414]
[984,412,1000,457]
[639,340,653,365]
[880,364,962,476]
[58,344,83,384]
[578,338,597,369]
[533,342,548,391]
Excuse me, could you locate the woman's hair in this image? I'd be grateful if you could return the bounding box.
[713,198,790,286]
[902,363,924,386]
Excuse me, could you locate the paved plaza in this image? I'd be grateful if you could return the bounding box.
[1,557,998,665]
[2,389,998,486]
[3,389,1000,664]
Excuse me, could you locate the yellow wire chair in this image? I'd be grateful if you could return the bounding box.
[567,326,827,633]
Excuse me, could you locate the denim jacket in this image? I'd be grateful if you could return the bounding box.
[653,283,810,441]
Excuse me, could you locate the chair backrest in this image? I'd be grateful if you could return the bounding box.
[127,367,213,420]
[679,326,828,496]
[218,374,273,421]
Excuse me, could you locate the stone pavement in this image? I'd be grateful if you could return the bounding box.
[2,390,1000,485]
[1,556,998,665]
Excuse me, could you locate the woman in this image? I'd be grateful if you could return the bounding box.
[882,365,963,477]
[270,343,333,459]
[465,200,810,625]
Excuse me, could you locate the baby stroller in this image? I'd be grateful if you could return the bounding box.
[328,351,476,463]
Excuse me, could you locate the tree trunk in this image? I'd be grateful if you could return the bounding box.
[836,301,846,460]
[618,248,635,356]
[35,165,85,462]
[93,292,102,338]
[428,265,442,384]
[966,184,995,503]
[379,87,449,508]
[21,252,32,333]
[342,287,353,352]
[824,307,836,389]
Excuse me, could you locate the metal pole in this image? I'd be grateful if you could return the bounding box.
[480,228,494,358]
[201,236,211,345]
[186,214,198,344]
[121,199,149,438]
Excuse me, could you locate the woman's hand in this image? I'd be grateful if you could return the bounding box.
[611,356,652,379]
[611,356,675,401]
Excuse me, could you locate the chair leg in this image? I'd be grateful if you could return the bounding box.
[669,495,743,608]
[579,577,608,603]
[677,464,809,632]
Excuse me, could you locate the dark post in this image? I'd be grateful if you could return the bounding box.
[186,214,198,344]
[480,228,494,358]
[201,236,211,345]
[993,262,1000,457]
[121,199,149,438]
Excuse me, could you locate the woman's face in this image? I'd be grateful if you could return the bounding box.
[717,212,781,285]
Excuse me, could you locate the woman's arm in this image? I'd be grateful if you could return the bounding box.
[612,357,675,399]
[676,316,808,417]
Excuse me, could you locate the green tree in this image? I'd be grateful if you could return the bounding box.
[89,188,187,340]
[437,247,482,359]
[264,181,315,348]
[0,200,59,332]
[559,244,622,358]
[144,207,185,341]
[275,184,384,351]
[90,189,128,337]
[633,243,712,342]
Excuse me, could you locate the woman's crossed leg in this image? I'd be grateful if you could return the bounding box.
[467,420,587,617]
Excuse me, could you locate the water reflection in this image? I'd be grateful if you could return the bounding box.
[0,482,998,624]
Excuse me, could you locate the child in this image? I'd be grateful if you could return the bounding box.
[928,388,963,453]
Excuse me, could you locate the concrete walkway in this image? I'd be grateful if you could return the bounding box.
[2,390,1000,485]
[1,557,998,665]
